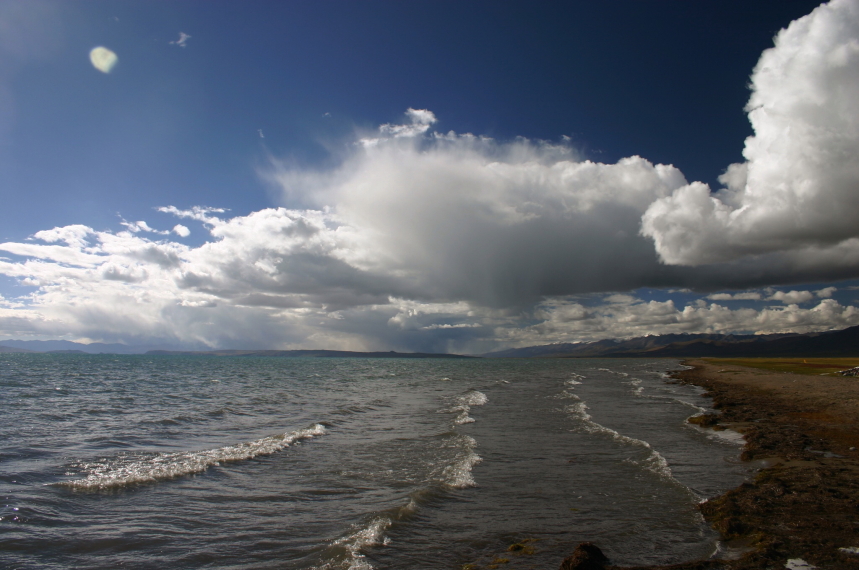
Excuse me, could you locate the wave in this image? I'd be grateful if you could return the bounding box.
[311,432,481,570]
[59,424,327,490]
[312,516,392,570]
[686,416,746,445]
[439,389,488,426]
[706,428,746,445]
[441,436,482,488]
[565,402,672,480]
[673,399,709,414]
[333,516,392,570]
[431,434,482,489]
[459,390,488,407]
[648,394,709,414]
[597,368,628,377]
[454,412,475,425]
[554,389,582,401]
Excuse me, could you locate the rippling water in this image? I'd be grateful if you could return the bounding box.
[0,355,749,569]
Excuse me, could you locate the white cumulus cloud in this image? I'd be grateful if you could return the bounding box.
[707,292,762,301]
[642,0,859,268]
[816,286,837,298]
[767,290,815,304]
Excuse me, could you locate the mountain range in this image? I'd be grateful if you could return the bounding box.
[483,325,859,358]
[2,325,858,358]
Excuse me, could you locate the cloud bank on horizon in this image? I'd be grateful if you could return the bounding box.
[2,0,859,352]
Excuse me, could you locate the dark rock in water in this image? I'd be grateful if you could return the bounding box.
[560,542,608,570]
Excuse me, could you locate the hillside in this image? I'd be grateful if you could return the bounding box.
[484,325,859,358]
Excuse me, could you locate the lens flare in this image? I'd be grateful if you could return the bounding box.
[89,47,118,74]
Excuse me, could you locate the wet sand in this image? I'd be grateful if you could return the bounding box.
[570,358,859,570]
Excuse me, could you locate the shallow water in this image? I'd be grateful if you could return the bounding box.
[0,355,749,569]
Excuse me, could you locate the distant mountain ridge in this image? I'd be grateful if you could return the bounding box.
[482,325,859,358]
[3,325,858,358]
[482,332,793,358]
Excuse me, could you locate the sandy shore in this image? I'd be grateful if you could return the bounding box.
[565,359,859,570]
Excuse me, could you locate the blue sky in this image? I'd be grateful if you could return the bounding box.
[2,0,859,352]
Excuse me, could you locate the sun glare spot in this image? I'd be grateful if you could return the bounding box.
[89,47,118,74]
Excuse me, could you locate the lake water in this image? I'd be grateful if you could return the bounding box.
[0,355,749,569]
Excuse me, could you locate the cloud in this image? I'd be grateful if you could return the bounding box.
[3,0,859,351]
[0,207,857,352]
[363,108,438,145]
[707,292,762,301]
[505,296,859,346]
[642,0,859,268]
[169,32,191,48]
[767,290,815,304]
[121,220,170,235]
[269,133,692,308]
[816,286,837,298]
[158,205,227,225]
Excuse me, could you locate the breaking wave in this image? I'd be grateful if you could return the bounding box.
[435,434,482,489]
[440,389,488,425]
[312,515,392,570]
[310,431,481,570]
[59,424,327,490]
[565,401,673,480]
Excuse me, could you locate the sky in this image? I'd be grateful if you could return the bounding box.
[2,0,859,353]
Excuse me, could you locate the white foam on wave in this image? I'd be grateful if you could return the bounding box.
[565,402,673,480]
[646,394,710,416]
[312,516,392,570]
[333,516,392,570]
[60,424,326,490]
[440,389,488,426]
[673,399,708,413]
[708,429,746,445]
[440,435,482,488]
[686,418,746,445]
[461,390,488,406]
[454,411,475,425]
[555,390,581,401]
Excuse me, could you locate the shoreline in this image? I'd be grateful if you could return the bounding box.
[563,358,859,570]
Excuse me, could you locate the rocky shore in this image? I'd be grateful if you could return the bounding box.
[561,359,859,570]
